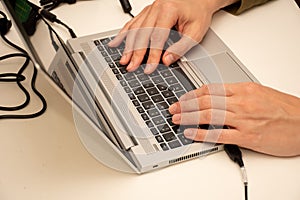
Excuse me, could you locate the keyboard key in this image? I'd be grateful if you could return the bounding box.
[161,110,172,118]
[124,73,136,81]
[146,120,154,128]
[157,64,168,71]
[160,143,169,151]
[157,84,168,91]
[105,57,111,63]
[111,68,119,74]
[157,102,169,110]
[169,83,183,92]
[152,116,165,125]
[105,46,118,55]
[166,117,173,125]
[152,76,164,84]
[97,45,104,51]
[141,113,149,121]
[166,77,178,85]
[116,74,123,80]
[149,70,159,77]
[150,128,159,135]
[166,97,178,105]
[155,135,164,143]
[163,132,176,142]
[100,38,111,45]
[178,134,193,145]
[147,108,160,117]
[142,101,155,110]
[146,87,159,96]
[119,67,127,74]
[143,82,154,89]
[168,140,181,149]
[175,91,186,98]
[162,90,175,98]
[169,62,179,68]
[161,70,173,78]
[120,80,127,87]
[101,51,108,57]
[132,99,140,106]
[94,40,100,46]
[128,93,135,100]
[134,68,144,75]
[136,106,144,113]
[151,94,164,103]
[124,86,131,93]
[137,74,150,82]
[137,94,150,102]
[128,80,140,88]
[111,54,121,61]
[157,124,171,133]
[133,87,145,95]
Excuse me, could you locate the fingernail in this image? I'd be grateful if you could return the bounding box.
[184,129,196,138]
[172,114,181,122]
[120,54,127,64]
[144,64,155,74]
[164,54,174,65]
[179,95,186,101]
[126,62,133,71]
[169,104,177,114]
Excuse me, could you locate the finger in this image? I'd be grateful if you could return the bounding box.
[183,128,241,145]
[108,5,151,47]
[144,13,176,73]
[118,7,152,67]
[145,28,171,74]
[162,35,198,65]
[125,27,154,72]
[179,84,234,101]
[126,48,148,72]
[169,95,229,114]
[172,109,235,127]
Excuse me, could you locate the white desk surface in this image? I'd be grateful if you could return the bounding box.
[0,0,300,199]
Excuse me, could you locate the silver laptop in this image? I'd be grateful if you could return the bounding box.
[3,0,258,173]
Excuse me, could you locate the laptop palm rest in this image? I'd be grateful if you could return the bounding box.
[189,52,254,84]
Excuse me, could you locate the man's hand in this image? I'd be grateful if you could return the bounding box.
[109,0,239,74]
[169,82,300,157]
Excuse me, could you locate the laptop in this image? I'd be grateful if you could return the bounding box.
[2,0,258,173]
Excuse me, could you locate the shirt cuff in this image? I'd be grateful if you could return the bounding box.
[224,0,272,15]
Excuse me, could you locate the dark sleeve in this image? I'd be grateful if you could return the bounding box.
[225,0,274,15]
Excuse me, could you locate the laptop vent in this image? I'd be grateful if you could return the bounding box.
[169,147,219,164]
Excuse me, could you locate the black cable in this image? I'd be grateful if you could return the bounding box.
[27,1,77,38]
[0,32,47,119]
[224,144,248,200]
[119,0,134,18]
[128,12,134,18]
[0,53,31,111]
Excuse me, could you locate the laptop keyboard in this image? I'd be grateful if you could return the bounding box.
[93,37,198,151]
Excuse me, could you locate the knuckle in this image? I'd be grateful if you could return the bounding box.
[201,85,210,94]
[199,97,211,109]
[243,82,260,94]
[152,0,179,14]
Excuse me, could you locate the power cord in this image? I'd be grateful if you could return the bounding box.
[0,10,47,119]
[224,144,248,200]
[119,0,134,18]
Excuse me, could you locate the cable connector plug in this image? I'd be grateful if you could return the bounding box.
[224,144,248,200]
